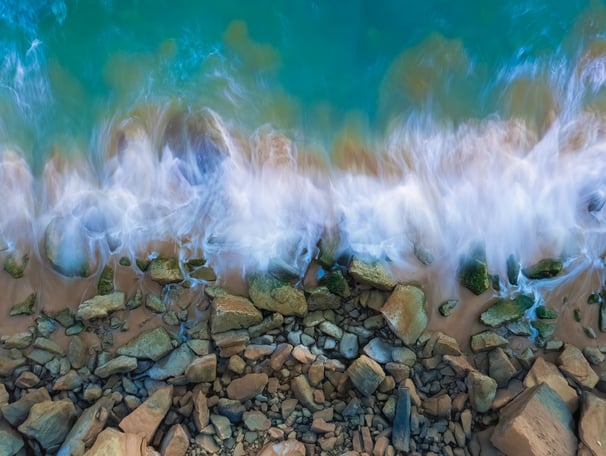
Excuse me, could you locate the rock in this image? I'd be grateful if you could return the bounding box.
[185,354,217,383]
[491,383,577,456]
[600,301,606,332]
[248,313,284,338]
[243,410,271,431]
[119,385,173,442]
[212,329,249,357]
[248,274,307,317]
[433,333,462,356]
[423,393,452,418]
[363,338,395,364]
[68,335,88,369]
[217,398,245,423]
[148,343,194,380]
[525,357,579,414]
[307,286,341,311]
[348,257,396,290]
[458,245,489,295]
[9,292,36,316]
[318,269,351,297]
[226,373,268,401]
[190,266,216,281]
[506,254,520,285]
[193,390,209,431]
[535,305,558,319]
[82,427,143,456]
[438,299,458,317]
[532,320,557,339]
[77,292,126,320]
[15,371,40,388]
[53,370,83,391]
[292,344,316,364]
[339,332,359,359]
[347,355,386,396]
[557,344,599,389]
[392,387,411,452]
[95,355,138,378]
[57,397,114,456]
[257,439,306,456]
[2,331,33,349]
[579,392,606,456]
[149,257,183,284]
[522,258,563,279]
[211,294,263,333]
[18,399,77,451]
[467,371,497,413]
[319,320,343,339]
[160,424,189,456]
[470,330,508,352]
[45,216,95,277]
[210,414,232,440]
[583,346,605,365]
[145,293,166,313]
[291,375,321,412]
[479,295,533,327]
[381,284,427,345]
[97,265,114,295]
[4,250,28,278]
[195,434,220,454]
[117,327,173,361]
[0,420,23,456]
[1,388,50,426]
[488,348,517,387]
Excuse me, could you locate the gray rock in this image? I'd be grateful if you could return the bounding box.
[1,331,33,349]
[145,293,166,313]
[467,371,497,413]
[77,292,125,320]
[243,411,271,431]
[57,397,114,456]
[116,327,173,361]
[119,385,173,443]
[148,343,195,380]
[488,348,517,387]
[557,344,599,389]
[185,353,217,383]
[347,355,386,396]
[579,392,606,456]
[348,257,395,290]
[0,420,23,456]
[339,332,359,359]
[18,399,77,451]
[291,375,321,412]
[1,388,50,426]
[318,321,343,339]
[248,274,307,317]
[210,414,232,440]
[363,338,394,364]
[149,257,183,284]
[381,284,428,345]
[94,355,138,378]
[392,387,411,452]
[53,370,83,391]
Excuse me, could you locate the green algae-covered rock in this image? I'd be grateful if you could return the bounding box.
[136,258,150,272]
[506,254,520,285]
[9,293,36,316]
[190,266,217,281]
[458,245,489,295]
[319,269,350,298]
[306,286,341,311]
[532,320,557,339]
[480,295,534,327]
[522,258,563,279]
[118,256,131,267]
[97,265,114,295]
[76,292,125,321]
[150,257,183,284]
[116,327,173,361]
[439,299,458,317]
[381,284,428,345]
[4,251,28,279]
[535,306,558,320]
[248,274,307,317]
[349,257,395,291]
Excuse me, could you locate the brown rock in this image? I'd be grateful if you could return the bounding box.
[381,284,427,345]
[185,354,217,383]
[579,392,606,456]
[257,439,306,456]
[557,344,599,389]
[488,348,517,387]
[226,373,268,401]
[160,424,189,456]
[119,385,173,442]
[423,393,452,418]
[491,383,577,456]
[211,294,263,334]
[467,371,497,413]
[524,357,578,412]
[291,375,322,412]
[192,390,209,431]
[347,355,386,397]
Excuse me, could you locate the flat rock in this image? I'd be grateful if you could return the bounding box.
[522,258,563,279]
[339,332,359,359]
[0,352,26,376]
[243,410,272,431]
[467,371,497,413]
[291,375,321,412]
[347,355,386,396]
[470,330,508,353]
[160,424,189,456]
[381,284,427,345]
[579,392,606,456]
[491,383,577,456]
[363,338,394,364]
[226,373,268,401]
[210,414,232,440]
[77,292,125,320]
[82,428,144,456]
[248,274,307,316]
[557,344,599,389]
[307,286,341,311]
[392,387,411,452]
[9,293,36,316]
[423,393,452,418]
[119,384,173,442]
[18,399,77,451]
[193,390,209,431]
[524,357,578,412]
[488,348,518,387]
[348,258,396,290]
[149,257,183,284]
[257,439,306,456]
[0,420,24,456]
[148,343,194,380]
[95,355,138,378]
[1,387,50,426]
[211,294,263,333]
[185,353,217,383]
[480,295,533,327]
[116,327,173,361]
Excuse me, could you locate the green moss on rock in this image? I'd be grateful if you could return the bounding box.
[480,295,534,327]
[9,293,36,316]
[97,266,114,295]
[458,245,489,295]
[522,258,563,279]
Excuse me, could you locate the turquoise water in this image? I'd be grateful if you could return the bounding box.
[2,0,606,292]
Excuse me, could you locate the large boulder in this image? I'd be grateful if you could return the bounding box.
[248,274,307,317]
[18,399,77,451]
[77,292,125,321]
[348,257,396,290]
[211,294,263,334]
[523,357,578,412]
[480,295,533,327]
[579,392,606,456]
[381,284,427,345]
[119,385,173,443]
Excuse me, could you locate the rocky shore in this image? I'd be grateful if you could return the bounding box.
[1,250,606,456]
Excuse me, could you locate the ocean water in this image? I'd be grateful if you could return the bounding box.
[2,0,606,301]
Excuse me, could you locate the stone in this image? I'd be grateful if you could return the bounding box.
[348,257,396,290]
[68,335,88,369]
[557,344,599,389]
[249,313,284,338]
[579,392,606,456]
[467,371,497,413]
[535,305,558,319]
[185,353,217,383]
[0,420,23,456]
[211,294,263,333]
[506,254,520,285]
[491,383,577,456]
[2,331,33,349]
[57,397,114,456]
[116,327,173,361]
[522,258,563,279]
[243,411,271,431]
[18,399,77,451]
[1,388,50,426]
[257,439,306,456]
[147,343,194,380]
[149,257,183,284]
[319,320,343,339]
[392,387,411,452]
[244,344,276,360]
[391,346,417,366]
[318,269,350,297]
[480,295,533,327]
[45,216,95,277]
[210,414,232,440]
[119,385,173,442]
[248,274,307,316]
[190,266,216,281]
[4,250,28,278]
[470,330,508,352]
[97,265,114,295]
[458,245,489,295]
[77,292,125,320]
[292,344,316,364]
[226,373,268,401]
[339,332,359,359]
[160,424,189,456]
[381,284,427,345]
[306,286,341,312]
[9,292,36,316]
[193,390,209,431]
[363,338,394,364]
[583,346,605,365]
[311,417,336,433]
[524,357,578,412]
[82,428,143,456]
[433,332,462,356]
[438,299,458,317]
[291,375,321,411]
[217,398,245,423]
[488,348,517,387]
[600,301,606,332]
[145,293,166,313]
[532,320,557,339]
[347,355,386,396]
[94,355,138,378]
[53,370,83,391]
[423,393,452,418]
[15,371,40,388]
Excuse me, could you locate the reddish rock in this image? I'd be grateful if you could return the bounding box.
[579,392,606,456]
[226,373,268,401]
[119,385,173,443]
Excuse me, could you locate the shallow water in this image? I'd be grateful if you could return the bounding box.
[2,1,606,349]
